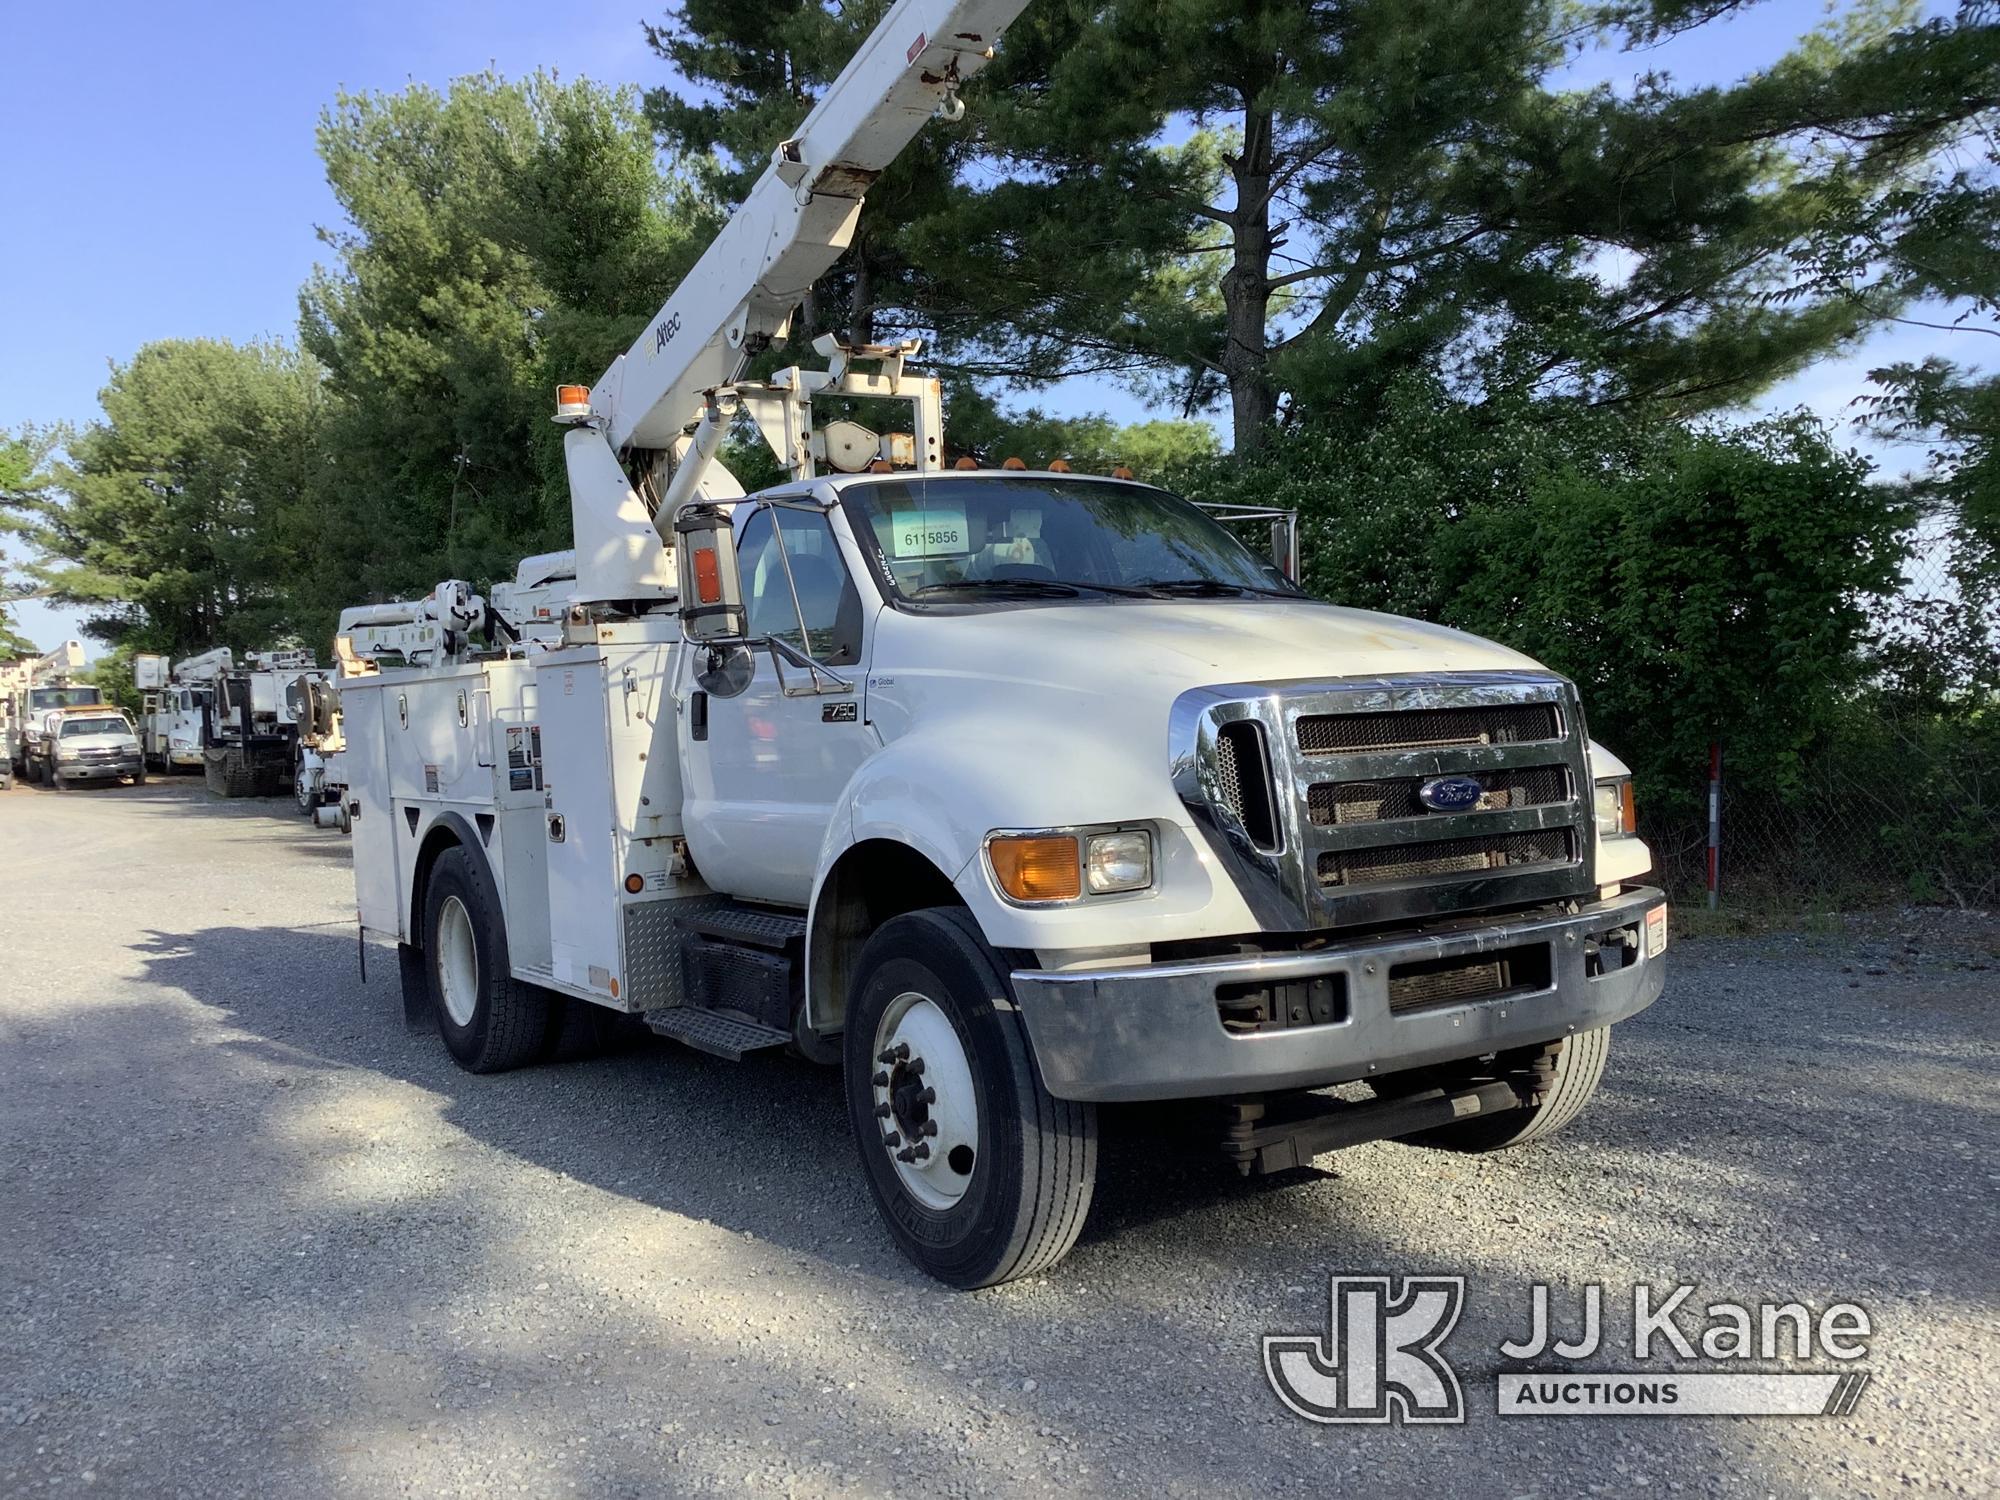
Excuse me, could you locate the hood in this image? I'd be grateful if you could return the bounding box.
[872,597,1549,722]
[60,730,139,751]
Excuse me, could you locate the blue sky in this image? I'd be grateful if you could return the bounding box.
[0,0,1980,651]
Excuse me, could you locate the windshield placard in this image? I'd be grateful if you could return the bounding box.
[890,503,970,560]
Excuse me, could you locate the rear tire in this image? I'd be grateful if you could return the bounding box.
[1392,1028,1612,1152]
[843,907,1097,1289]
[293,747,315,815]
[422,846,561,1073]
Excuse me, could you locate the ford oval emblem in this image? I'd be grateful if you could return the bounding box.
[1417,774,1484,813]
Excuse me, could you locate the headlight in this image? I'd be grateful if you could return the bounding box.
[1084,829,1152,894]
[1594,777,1636,839]
[987,826,1155,903]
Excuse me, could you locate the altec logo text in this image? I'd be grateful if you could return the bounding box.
[1265,1277,1874,1423]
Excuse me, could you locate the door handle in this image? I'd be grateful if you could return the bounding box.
[690,690,709,742]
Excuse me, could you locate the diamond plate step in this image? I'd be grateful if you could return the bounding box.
[644,1006,792,1062]
[679,904,808,952]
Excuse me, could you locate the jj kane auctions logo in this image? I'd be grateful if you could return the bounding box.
[1265,1276,1873,1423]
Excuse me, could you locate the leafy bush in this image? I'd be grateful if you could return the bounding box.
[1176,380,1915,825]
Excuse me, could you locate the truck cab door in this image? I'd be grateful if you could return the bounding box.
[684,503,873,906]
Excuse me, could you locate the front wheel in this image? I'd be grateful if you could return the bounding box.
[843,907,1097,1289]
[1389,1028,1612,1153]
[422,846,561,1073]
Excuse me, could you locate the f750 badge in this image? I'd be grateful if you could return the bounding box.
[822,702,858,723]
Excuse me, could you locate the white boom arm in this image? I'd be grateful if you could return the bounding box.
[590,0,1027,454]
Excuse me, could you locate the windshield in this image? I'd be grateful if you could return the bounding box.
[31,686,102,710]
[60,716,131,738]
[839,476,1299,605]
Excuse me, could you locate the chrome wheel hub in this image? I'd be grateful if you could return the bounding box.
[435,895,479,1027]
[871,992,978,1210]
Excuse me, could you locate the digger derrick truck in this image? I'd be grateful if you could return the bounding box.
[5,641,105,786]
[340,0,1667,1288]
[173,647,316,798]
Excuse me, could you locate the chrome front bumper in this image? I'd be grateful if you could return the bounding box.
[57,756,143,780]
[1011,887,1668,1102]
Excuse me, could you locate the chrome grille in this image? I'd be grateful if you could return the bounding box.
[1172,672,1595,930]
[1297,703,1559,754]
[1309,765,1569,826]
[1318,829,1575,887]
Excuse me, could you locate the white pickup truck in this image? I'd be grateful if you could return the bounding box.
[340,468,1666,1287]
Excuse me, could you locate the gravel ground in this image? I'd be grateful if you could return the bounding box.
[2,777,1995,1498]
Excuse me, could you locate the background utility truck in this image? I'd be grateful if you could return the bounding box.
[340,0,1666,1288]
[170,647,316,797]
[5,641,105,785]
[135,652,214,773]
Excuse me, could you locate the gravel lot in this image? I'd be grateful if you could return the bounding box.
[2,777,1995,1498]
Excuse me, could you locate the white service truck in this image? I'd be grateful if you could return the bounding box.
[5,642,107,786]
[135,652,215,773]
[340,0,1666,1288]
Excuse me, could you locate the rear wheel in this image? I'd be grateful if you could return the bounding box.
[843,907,1097,1289]
[1389,1029,1612,1152]
[422,846,561,1072]
[293,747,315,814]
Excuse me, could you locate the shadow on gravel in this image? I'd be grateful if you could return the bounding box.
[46,920,1988,1493]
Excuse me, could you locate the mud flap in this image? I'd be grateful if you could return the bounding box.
[397,942,432,1030]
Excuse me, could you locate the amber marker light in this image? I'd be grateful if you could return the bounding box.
[625,873,645,894]
[988,835,1082,903]
[693,546,722,604]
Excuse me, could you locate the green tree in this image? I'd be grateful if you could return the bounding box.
[0,427,59,655]
[25,340,327,656]
[300,71,717,638]
[649,0,2000,455]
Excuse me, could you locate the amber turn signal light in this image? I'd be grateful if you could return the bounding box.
[988,835,1081,903]
[624,873,645,894]
[1618,779,1637,835]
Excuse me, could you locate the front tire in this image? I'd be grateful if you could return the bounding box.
[422,846,561,1073]
[843,907,1097,1289]
[1391,1028,1612,1152]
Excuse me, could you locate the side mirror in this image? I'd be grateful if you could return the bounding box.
[674,504,748,642]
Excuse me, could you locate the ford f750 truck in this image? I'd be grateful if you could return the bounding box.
[338,0,1665,1288]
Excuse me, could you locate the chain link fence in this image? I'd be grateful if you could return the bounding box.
[1643,515,1999,915]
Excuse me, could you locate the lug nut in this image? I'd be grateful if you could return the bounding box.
[896,1147,917,1163]
[878,1043,908,1065]
[871,1070,889,1087]
[922,1119,939,1137]
[906,1058,925,1077]
[922,1086,936,1105]
[883,1132,901,1148]
[911,1142,931,1161]
[874,1102,892,1119]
